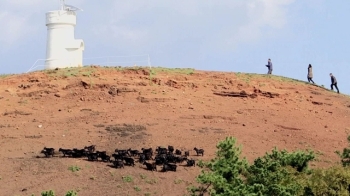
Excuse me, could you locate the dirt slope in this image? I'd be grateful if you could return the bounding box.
[0,66,349,196]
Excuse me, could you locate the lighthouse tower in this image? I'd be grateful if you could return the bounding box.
[45,0,84,70]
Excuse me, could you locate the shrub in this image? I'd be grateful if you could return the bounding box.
[304,166,350,196]
[68,165,81,172]
[65,190,78,196]
[33,190,78,196]
[122,175,133,183]
[191,137,249,195]
[189,137,316,196]
[134,186,141,192]
[336,135,350,167]
[41,190,55,196]
[246,148,315,195]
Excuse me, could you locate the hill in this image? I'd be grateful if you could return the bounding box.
[0,66,349,196]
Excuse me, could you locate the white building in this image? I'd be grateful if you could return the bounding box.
[45,1,84,70]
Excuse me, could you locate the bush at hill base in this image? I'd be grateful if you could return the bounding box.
[189,136,350,196]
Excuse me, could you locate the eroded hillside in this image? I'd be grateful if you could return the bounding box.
[0,66,349,196]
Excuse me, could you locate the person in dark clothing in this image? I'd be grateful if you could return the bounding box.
[265,59,273,74]
[307,64,315,84]
[329,73,339,93]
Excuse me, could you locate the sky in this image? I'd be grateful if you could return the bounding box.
[0,0,349,94]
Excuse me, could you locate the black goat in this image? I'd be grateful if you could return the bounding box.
[102,155,111,162]
[142,152,153,160]
[128,148,140,157]
[96,150,106,155]
[41,147,55,158]
[143,162,157,171]
[124,157,135,166]
[156,146,167,155]
[84,145,96,153]
[141,148,153,156]
[184,151,190,157]
[168,146,174,153]
[112,153,123,161]
[58,148,73,157]
[113,160,124,168]
[166,154,177,163]
[155,155,167,165]
[175,156,187,163]
[162,163,177,172]
[97,151,110,162]
[115,149,130,157]
[175,149,182,155]
[194,147,204,156]
[186,159,196,167]
[87,153,99,161]
[139,153,146,163]
[72,148,87,158]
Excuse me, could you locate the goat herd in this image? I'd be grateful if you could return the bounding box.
[40,145,205,172]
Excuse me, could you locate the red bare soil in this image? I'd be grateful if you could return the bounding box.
[0,66,349,196]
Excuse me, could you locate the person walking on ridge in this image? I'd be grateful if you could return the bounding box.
[329,73,339,93]
[307,64,315,84]
[265,58,273,74]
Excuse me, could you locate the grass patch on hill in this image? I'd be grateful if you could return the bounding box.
[112,65,195,76]
[41,65,194,78]
[0,74,12,79]
[149,67,195,75]
[43,67,96,78]
[235,72,330,91]
[236,72,308,84]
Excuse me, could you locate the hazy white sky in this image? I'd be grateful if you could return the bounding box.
[0,0,349,94]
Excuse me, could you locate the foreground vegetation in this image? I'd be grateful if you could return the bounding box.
[31,190,77,196]
[189,136,350,196]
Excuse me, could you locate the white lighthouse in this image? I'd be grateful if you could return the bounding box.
[45,0,84,70]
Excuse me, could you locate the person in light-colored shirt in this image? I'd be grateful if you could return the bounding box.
[307,64,315,84]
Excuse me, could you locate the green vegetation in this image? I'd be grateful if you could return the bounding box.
[31,190,77,196]
[41,66,194,86]
[40,190,55,196]
[145,178,157,185]
[44,67,95,78]
[63,69,79,77]
[304,166,350,195]
[140,174,147,179]
[0,74,11,79]
[174,178,183,184]
[149,67,194,75]
[122,175,133,183]
[134,186,141,192]
[64,190,78,196]
[189,136,350,196]
[336,135,350,167]
[68,165,81,172]
[92,65,194,75]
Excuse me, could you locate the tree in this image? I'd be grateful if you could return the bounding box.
[189,137,315,196]
[336,135,350,167]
